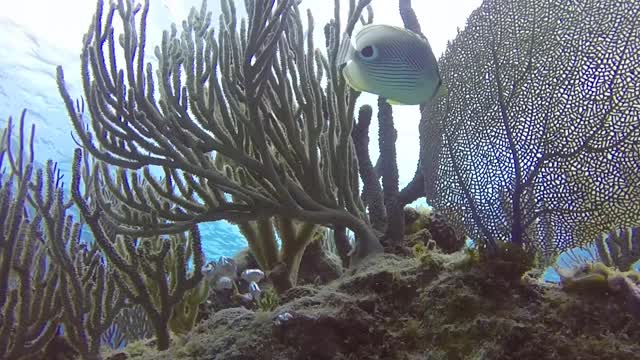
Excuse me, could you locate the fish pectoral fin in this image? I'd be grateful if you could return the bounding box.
[386,98,410,105]
[342,65,366,93]
[347,80,366,93]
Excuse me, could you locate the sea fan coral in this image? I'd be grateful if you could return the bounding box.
[422,0,640,258]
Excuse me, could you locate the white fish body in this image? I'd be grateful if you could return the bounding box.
[249,281,262,301]
[241,269,265,283]
[201,263,218,281]
[337,24,444,105]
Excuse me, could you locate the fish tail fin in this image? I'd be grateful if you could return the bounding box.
[431,78,449,100]
[436,82,449,98]
[420,79,449,116]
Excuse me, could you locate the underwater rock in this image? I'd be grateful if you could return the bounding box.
[297,238,343,286]
[112,253,640,360]
[209,307,256,328]
[270,305,385,360]
[559,262,640,320]
[280,285,320,304]
[105,353,128,360]
[404,207,465,254]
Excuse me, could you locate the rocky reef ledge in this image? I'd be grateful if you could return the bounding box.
[107,252,640,360]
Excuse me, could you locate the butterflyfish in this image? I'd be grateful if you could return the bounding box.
[337,24,445,105]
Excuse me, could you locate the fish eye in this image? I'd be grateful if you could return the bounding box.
[360,45,375,59]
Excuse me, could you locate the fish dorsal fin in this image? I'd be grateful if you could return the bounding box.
[436,83,449,99]
[431,78,448,101]
[336,32,355,66]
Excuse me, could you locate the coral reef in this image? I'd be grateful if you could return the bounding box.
[108,253,640,360]
[230,214,325,293]
[200,256,267,313]
[558,262,640,319]
[0,111,63,359]
[296,235,344,286]
[351,98,428,250]
[47,149,126,359]
[404,206,465,254]
[1,0,639,358]
[594,226,640,271]
[104,306,153,349]
[70,149,207,351]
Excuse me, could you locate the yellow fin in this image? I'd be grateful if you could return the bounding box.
[386,98,410,105]
[348,80,367,93]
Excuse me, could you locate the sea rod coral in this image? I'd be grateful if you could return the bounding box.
[1,109,129,360]
[56,0,384,265]
[0,112,63,360]
[70,146,207,351]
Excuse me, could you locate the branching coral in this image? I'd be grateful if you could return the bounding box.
[46,192,125,360]
[235,216,324,293]
[422,0,640,258]
[352,99,426,249]
[101,323,127,351]
[6,109,129,359]
[350,0,446,250]
[166,235,210,336]
[0,112,62,359]
[28,138,127,360]
[214,151,325,292]
[56,0,384,264]
[3,104,206,355]
[594,226,640,271]
[69,148,206,351]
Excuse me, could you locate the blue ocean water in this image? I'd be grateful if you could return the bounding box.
[199,221,248,260]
